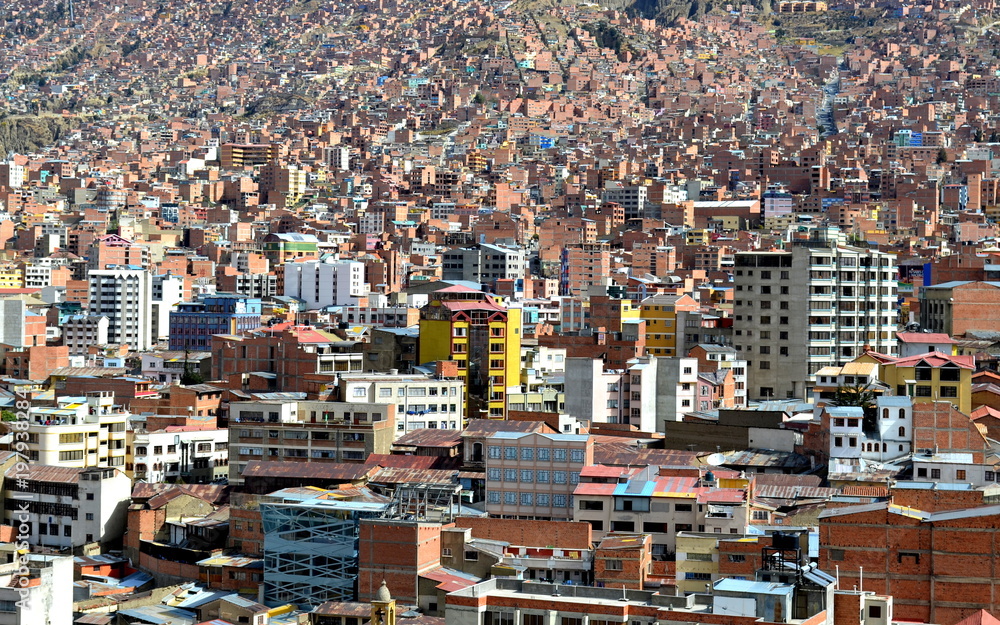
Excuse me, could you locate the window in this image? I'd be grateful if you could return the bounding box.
[987,471,996,482]
[956,470,967,480]
[442,548,453,557]
[611,521,635,532]
[940,386,958,398]
[675,503,693,512]
[488,446,501,459]
[643,522,666,533]
[828,549,845,561]
[487,468,501,481]
[536,470,549,483]
[940,368,960,381]
[553,494,567,507]
[869,606,882,619]
[520,469,533,483]
[931,469,941,479]
[520,492,534,506]
[504,491,516,504]
[915,385,932,397]
[553,471,567,484]
[85,513,94,521]
[579,500,604,511]
[536,493,550,506]
[604,559,623,571]
[487,491,501,504]
[728,554,746,562]
[917,468,927,477]
[537,447,550,461]
[504,469,517,482]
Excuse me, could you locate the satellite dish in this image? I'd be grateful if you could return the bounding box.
[705,452,727,466]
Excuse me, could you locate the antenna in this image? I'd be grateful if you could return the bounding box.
[68,0,75,24]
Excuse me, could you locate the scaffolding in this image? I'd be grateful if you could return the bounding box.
[381,482,462,523]
[260,497,388,608]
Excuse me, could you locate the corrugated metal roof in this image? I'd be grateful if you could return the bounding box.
[241,460,376,481]
[8,464,82,484]
[393,428,463,448]
[371,467,458,486]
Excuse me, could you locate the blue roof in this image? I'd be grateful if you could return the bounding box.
[613,480,655,497]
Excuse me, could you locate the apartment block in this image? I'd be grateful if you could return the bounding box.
[25,392,127,468]
[573,465,748,558]
[4,465,130,550]
[484,431,593,520]
[733,242,897,400]
[228,400,396,481]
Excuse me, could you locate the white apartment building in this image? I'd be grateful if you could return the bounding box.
[26,392,128,468]
[88,268,153,350]
[601,182,648,220]
[284,258,367,310]
[338,371,466,436]
[441,243,526,285]
[0,554,72,625]
[564,356,699,432]
[733,243,898,400]
[127,421,230,483]
[151,273,185,344]
[324,145,351,171]
[5,465,130,550]
[62,315,110,355]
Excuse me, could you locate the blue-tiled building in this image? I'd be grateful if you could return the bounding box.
[168,293,262,351]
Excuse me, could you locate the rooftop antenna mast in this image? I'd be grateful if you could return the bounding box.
[68,0,75,24]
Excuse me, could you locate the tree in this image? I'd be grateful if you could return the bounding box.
[0,410,17,422]
[180,349,204,385]
[473,92,486,105]
[831,382,878,433]
[936,148,948,164]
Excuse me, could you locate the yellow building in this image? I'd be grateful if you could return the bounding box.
[674,533,721,594]
[419,286,522,419]
[0,263,23,289]
[856,351,973,414]
[639,293,699,357]
[685,229,711,246]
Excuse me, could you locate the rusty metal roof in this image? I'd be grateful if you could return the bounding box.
[393,428,463,448]
[371,467,459,486]
[460,419,555,437]
[593,442,698,467]
[241,460,376,481]
[8,464,83,484]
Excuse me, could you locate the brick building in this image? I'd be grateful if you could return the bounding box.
[818,488,1000,623]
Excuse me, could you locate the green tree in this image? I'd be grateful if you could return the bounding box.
[180,349,204,385]
[831,382,878,433]
[936,148,948,164]
[1,410,17,422]
[473,92,486,104]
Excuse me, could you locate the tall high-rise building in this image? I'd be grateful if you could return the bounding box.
[88,268,153,350]
[733,242,897,400]
[418,287,521,419]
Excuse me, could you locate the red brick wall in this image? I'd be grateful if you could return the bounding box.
[911,402,987,464]
[357,521,443,604]
[819,503,1000,622]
